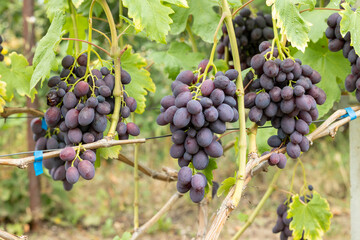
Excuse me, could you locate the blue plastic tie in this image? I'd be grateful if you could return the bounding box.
[34,151,44,176]
[340,107,357,121]
[41,118,48,130]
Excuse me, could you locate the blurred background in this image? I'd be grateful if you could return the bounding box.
[0,0,354,239]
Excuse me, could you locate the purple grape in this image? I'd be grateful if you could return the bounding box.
[78,160,95,180]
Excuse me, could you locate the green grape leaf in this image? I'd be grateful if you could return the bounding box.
[327,0,356,8]
[121,46,155,114]
[339,3,360,56]
[77,0,103,17]
[163,0,189,8]
[0,79,6,113]
[72,0,85,8]
[30,12,66,90]
[63,15,88,55]
[302,9,337,43]
[217,175,236,197]
[288,192,332,240]
[214,59,228,73]
[149,41,204,79]
[293,37,351,118]
[227,0,242,8]
[169,6,189,35]
[122,0,174,43]
[170,0,221,43]
[0,53,36,101]
[201,158,217,184]
[44,0,67,21]
[241,68,251,80]
[97,145,122,162]
[267,0,315,52]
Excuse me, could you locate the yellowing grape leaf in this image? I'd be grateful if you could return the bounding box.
[0,79,6,113]
[0,53,36,101]
[122,0,174,43]
[121,46,155,114]
[339,3,360,56]
[150,41,204,79]
[163,0,189,8]
[293,37,350,118]
[170,0,221,43]
[30,12,66,90]
[288,192,332,240]
[267,0,315,52]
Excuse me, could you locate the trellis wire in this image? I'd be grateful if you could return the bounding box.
[0,118,332,158]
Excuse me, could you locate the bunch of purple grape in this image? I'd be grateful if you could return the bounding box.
[244,41,326,167]
[218,8,274,70]
[326,8,360,102]
[0,35,4,61]
[157,62,239,202]
[273,186,313,240]
[38,53,139,190]
[31,118,73,190]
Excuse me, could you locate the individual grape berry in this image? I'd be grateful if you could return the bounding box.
[127,122,140,136]
[78,160,95,180]
[62,55,75,69]
[66,166,80,184]
[45,107,61,128]
[60,147,76,161]
[77,53,87,66]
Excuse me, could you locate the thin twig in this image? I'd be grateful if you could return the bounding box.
[0,138,146,168]
[92,28,112,46]
[92,16,108,23]
[131,192,183,240]
[62,37,111,56]
[231,169,281,240]
[232,0,256,17]
[117,154,177,181]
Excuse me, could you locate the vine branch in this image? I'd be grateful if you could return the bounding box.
[61,38,111,56]
[0,138,146,168]
[117,154,178,182]
[0,107,44,118]
[0,229,27,240]
[131,192,183,240]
